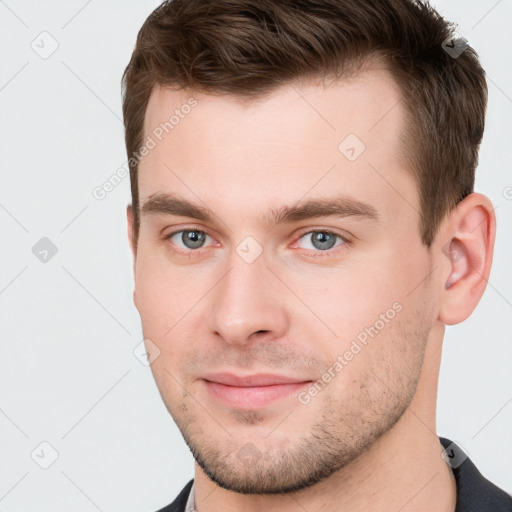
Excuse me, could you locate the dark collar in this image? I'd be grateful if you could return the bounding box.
[156,479,193,512]
[439,437,512,511]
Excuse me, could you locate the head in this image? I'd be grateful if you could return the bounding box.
[122,0,495,495]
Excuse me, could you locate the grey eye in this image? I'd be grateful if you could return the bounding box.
[298,231,344,251]
[168,230,210,250]
[181,230,206,249]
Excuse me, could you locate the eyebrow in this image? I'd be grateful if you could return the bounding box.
[140,192,379,226]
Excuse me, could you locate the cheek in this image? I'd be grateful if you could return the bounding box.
[133,251,220,383]
[134,247,208,333]
[286,249,429,379]
[134,269,174,335]
[319,296,429,409]
[134,259,195,401]
[288,262,404,344]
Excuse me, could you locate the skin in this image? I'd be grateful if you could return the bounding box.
[127,65,495,512]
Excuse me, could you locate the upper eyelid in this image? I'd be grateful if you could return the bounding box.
[166,228,213,242]
[166,226,211,238]
[296,227,346,237]
[292,228,351,243]
[165,227,347,240]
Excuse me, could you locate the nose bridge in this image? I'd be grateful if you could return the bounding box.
[207,251,288,345]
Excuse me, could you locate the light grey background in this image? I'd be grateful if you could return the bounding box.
[0,1,511,510]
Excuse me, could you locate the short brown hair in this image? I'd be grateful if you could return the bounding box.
[122,0,487,247]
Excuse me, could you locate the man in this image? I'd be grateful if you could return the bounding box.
[122,0,512,510]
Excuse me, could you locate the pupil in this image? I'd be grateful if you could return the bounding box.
[312,232,336,250]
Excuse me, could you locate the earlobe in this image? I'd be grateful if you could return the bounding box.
[438,193,496,325]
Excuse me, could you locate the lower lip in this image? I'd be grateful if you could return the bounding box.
[203,380,311,409]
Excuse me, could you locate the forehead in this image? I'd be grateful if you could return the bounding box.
[139,66,418,229]
[143,66,406,148]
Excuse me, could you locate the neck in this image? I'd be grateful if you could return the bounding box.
[193,323,456,512]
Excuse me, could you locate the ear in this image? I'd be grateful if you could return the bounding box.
[126,204,138,308]
[437,193,496,325]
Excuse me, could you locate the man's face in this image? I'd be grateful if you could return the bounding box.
[130,67,438,493]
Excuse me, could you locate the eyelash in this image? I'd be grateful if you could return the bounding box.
[163,227,350,258]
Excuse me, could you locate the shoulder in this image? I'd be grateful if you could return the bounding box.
[155,479,194,512]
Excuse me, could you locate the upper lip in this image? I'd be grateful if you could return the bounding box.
[202,372,311,387]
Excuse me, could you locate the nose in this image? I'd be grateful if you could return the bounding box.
[207,254,290,347]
